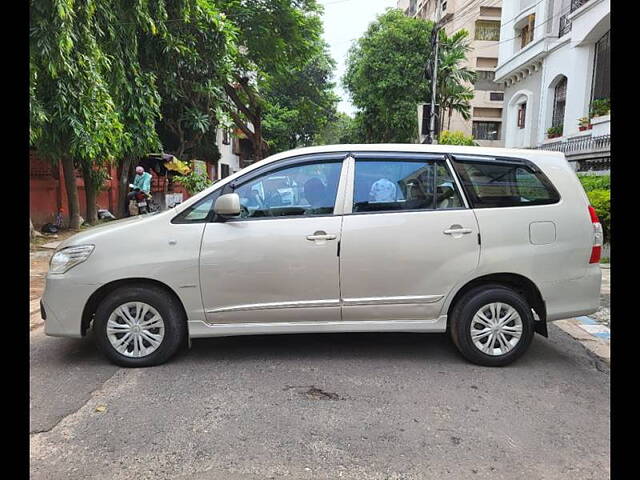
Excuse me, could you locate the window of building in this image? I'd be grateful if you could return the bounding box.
[221,163,230,179]
[552,77,567,128]
[222,130,230,145]
[519,14,535,49]
[472,121,501,140]
[475,21,501,41]
[451,159,560,208]
[234,161,342,218]
[517,103,527,128]
[490,92,504,101]
[591,30,610,103]
[352,160,464,213]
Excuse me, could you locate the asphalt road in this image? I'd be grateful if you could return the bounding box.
[30,325,610,480]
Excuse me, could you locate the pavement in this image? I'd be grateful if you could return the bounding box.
[29,248,611,479]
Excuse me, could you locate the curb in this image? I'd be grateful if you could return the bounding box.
[553,317,610,366]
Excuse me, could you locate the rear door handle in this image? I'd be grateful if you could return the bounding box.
[443,227,473,235]
[306,231,337,241]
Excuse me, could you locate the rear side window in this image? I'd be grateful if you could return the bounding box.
[451,158,560,208]
[352,159,465,213]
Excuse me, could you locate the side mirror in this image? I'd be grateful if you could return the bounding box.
[214,193,241,217]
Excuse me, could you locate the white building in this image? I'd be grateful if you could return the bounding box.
[495,0,609,170]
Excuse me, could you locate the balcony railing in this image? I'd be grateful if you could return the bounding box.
[532,134,610,154]
[559,14,572,36]
[570,0,591,13]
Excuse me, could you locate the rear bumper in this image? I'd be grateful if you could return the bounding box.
[541,266,602,321]
[42,275,100,338]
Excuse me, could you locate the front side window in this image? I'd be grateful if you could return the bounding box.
[475,21,500,41]
[451,158,560,208]
[352,159,464,213]
[234,161,342,218]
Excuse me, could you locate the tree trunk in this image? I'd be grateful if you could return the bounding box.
[82,168,98,225]
[30,218,35,241]
[117,156,134,218]
[61,156,81,230]
[252,111,264,161]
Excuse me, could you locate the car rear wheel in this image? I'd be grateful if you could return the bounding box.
[94,285,186,367]
[449,285,535,367]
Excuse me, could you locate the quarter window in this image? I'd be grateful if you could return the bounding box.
[451,159,560,208]
[171,191,220,223]
[352,160,464,213]
[234,161,342,218]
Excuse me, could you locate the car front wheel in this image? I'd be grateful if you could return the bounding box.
[93,285,186,367]
[449,285,535,367]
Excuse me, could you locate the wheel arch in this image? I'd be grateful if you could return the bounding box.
[445,273,548,337]
[81,278,188,336]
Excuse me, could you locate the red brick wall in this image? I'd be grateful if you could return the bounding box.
[30,151,119,227]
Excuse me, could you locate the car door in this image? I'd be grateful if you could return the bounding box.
[199,154,348,324]
[339,152,480,322]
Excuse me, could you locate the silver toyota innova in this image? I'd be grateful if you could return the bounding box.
[41,144,602,367]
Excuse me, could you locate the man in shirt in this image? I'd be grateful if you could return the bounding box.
[127,166,153,215]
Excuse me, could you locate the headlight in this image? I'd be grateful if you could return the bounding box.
[49,245,95,274]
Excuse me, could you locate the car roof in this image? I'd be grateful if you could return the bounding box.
[261,143,565,164]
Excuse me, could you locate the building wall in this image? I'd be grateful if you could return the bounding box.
[401,0,504,146]
[503,69,542,148]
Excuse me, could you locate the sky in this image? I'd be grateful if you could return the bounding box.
[318,0,399,116]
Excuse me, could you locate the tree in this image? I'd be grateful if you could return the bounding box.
[216,0,325,161]
[30,0,125,229]
[343,9,475,143]
[140,1,237,164]
[263,46,339,153]
[433,30,476,133]
[314,112,359,145]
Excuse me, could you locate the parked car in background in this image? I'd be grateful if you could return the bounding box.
[41,144,602,367]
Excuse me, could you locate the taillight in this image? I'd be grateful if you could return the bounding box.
[588,205,603,264]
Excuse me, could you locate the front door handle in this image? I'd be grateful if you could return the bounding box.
[306,230,337,241]
[443,226,473,235]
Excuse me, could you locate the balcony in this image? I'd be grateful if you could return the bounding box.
[532,134,610,172]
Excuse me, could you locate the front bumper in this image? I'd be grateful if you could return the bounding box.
[42,275,101,338]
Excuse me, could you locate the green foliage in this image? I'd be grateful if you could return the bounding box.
[314,112,360,145]
[587,189,610,242]
[173,171,214,195]
[438,130,477,146]
[343,10,475,143]
[590,98,610,118]
[578,174,610,192]
[263,45,339,153]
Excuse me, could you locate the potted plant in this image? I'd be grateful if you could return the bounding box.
[589,98,610,118]
[578,117,591,131]
[546,125,563,139]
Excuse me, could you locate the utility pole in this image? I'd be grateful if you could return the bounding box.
[424,0,442,144]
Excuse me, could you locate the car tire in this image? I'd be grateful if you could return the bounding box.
[94,285,187,367]
[449,284,535,367]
